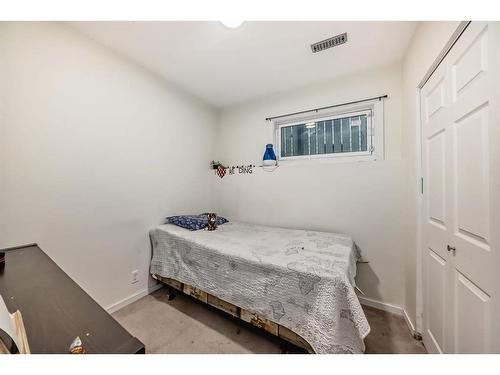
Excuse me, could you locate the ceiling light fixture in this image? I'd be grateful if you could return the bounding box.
[220,20,244,29]
[305,122,316,129]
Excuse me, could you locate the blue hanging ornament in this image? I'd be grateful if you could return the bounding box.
[262,144,277,167]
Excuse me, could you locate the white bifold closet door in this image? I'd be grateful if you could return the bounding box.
[421,21,500,354]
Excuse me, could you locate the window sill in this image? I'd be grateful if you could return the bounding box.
[277,154,380,166]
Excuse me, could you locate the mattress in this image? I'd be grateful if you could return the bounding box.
[149,221,370,353]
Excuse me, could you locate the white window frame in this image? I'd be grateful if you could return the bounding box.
[274,99,384,163]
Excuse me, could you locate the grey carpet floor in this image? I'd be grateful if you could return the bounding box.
[112,288,426,354]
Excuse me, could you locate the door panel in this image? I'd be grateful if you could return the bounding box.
[453,104,490,250]
[447,22,496,299]
[454,271,491,353]
[421,21,499,354]
[426,78,445,120]
[422,61,451,264]
[452,27,488,97]
[421,59,451,354]
[427,130,446,226]
[425,249,447,353]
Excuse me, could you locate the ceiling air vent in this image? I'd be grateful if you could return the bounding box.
[311,32,347,53]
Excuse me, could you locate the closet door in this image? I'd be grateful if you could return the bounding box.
[421,21,500,354]
[421,53,452,355]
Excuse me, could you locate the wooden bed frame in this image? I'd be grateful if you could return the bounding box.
[154,274,315,353]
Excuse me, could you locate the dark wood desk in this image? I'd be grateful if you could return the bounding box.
[0,244,145,354]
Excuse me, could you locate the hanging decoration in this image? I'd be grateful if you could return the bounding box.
[211,160,227,179]
[211,160,258,179]
[262,144,277,167]
[262,143,278,172]
[211,150,278,178]
[216,166,226,178]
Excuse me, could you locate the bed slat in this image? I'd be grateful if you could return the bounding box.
[207,294,239,317]
[162,278,183,291]
[240,309,278,335]
[183,284,208,303]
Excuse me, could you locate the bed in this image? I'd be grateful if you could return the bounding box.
[149,221,370,354]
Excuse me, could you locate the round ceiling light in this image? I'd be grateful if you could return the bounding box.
[220,20,244,29]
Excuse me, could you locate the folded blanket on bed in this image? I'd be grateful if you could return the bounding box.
[150,221,370,353]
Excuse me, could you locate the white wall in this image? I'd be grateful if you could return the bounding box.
[212,63,408,308]
[0,21,465,323]
[401,21,460,329]
[0,22,216,310]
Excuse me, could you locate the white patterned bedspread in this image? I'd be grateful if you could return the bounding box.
[149,221,370,353]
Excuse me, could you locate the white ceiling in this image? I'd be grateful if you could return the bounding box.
[69,21,418,108]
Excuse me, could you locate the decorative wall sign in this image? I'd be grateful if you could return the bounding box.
[211,161,257,179]
[231,164,255,175]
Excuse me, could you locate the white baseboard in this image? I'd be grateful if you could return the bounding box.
[358,295,421,338]
[403,308,417,336]
[358,295,404,316]
[106,283,163,314]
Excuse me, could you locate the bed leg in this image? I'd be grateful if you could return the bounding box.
[165,287,176,301]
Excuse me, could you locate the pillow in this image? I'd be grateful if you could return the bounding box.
[166,214,228,231]
[166,215,207,231]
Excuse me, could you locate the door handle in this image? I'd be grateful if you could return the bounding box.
[447,244,456,256]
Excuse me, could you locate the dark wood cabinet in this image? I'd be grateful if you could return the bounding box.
[0,244,144,354]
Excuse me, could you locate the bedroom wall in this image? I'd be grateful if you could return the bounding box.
[0,22,216,310]
[211,63,408,309]
[401,21,461,330]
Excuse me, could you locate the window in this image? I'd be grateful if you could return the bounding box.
[275,100,383,162]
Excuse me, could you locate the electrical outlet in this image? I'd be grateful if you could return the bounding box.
[131,270,139,284]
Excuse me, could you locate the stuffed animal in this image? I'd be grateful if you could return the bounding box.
[207,213,217,231]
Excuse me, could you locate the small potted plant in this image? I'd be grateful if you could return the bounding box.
[210,160,227,170]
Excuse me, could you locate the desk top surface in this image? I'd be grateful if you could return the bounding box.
[0,244,144,354]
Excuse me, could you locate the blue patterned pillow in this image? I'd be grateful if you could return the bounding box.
[166,214,228,231]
